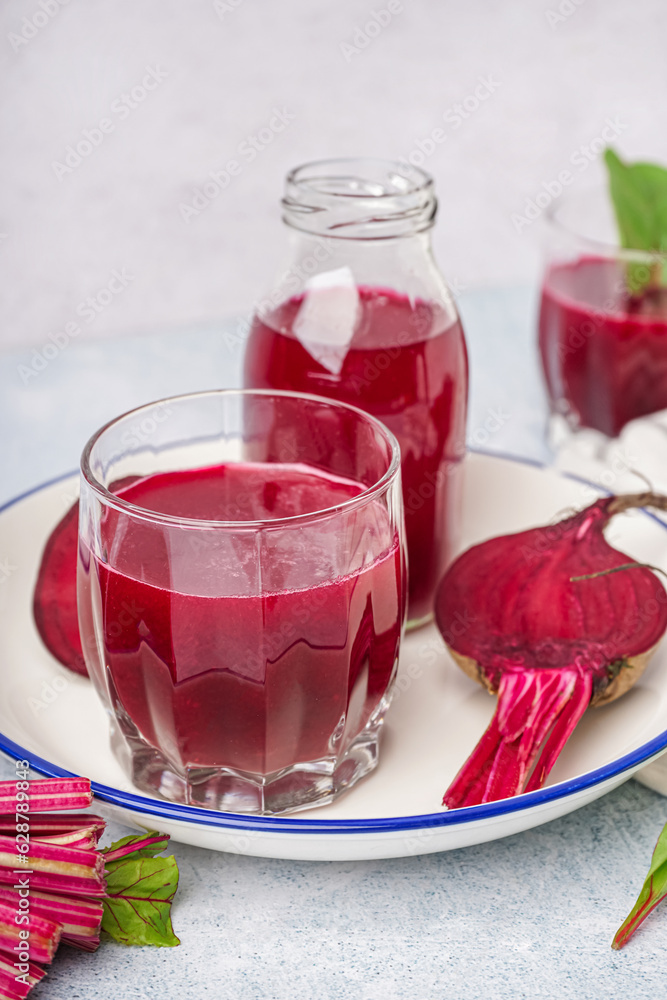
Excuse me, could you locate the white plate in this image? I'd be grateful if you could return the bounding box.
[1,452,666,861]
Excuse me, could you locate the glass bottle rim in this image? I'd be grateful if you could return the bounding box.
[282,157,437,239]
[80,388,402,530]
[546,185,667,265]
[286,157,433,199]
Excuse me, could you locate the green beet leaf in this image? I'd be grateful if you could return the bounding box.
[101,831,181,947]
[604,148,667,293]
[612,820,667,949]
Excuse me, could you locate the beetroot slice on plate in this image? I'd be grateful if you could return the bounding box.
[435,491,667,808]
[33,500,87,677]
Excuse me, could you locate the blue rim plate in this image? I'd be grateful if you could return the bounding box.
[0,452,666,857]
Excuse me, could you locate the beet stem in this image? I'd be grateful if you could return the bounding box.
[443,668,593,809]
[607,491,667,516]
[571,562,667,583]
[523,673,592,793]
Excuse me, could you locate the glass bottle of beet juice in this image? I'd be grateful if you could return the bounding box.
[243,159,469,627]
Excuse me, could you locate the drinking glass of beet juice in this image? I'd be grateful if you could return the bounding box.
[539,184,667,439]
[77,389,406,814]
[243,158,469,629]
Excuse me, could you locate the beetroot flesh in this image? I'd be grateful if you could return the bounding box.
[436,493,667,809]
[33,501,87,677]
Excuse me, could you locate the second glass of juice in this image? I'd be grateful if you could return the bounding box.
[539,184,667,440]
[243,158,469,628]
[77,389,406,815]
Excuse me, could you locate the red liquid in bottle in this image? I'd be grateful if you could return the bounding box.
[243,286,468,622]
[539,256,667,437]
[77,462,403,776]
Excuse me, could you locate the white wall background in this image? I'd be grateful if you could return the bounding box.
[1,0,666,351]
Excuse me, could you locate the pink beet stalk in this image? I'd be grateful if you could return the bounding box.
[29,892,103,952]
[0,774,124,994]
[0,815,105,843]
[59,930,101,952]
[0,889,103,953]
[0,772,179,993]
[0,779,92,813]
[0,835,106,898]
[436,492,667,808]
[33,826,103,851]
[15,891,102,952]
[0,901,61,965]
[0,954,45,1000]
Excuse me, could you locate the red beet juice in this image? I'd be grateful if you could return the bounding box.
[539,256,667,437]
[77,461,403,778]
[243,286,468,623]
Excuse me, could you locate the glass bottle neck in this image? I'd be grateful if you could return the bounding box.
[282,158,437,240]
[255,158,459,326]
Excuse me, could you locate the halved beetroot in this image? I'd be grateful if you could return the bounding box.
[33,501,87,676]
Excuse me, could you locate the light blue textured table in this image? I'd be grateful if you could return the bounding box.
[1,288,666,999]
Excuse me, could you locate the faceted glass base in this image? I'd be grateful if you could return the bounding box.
[109,701,391,815]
